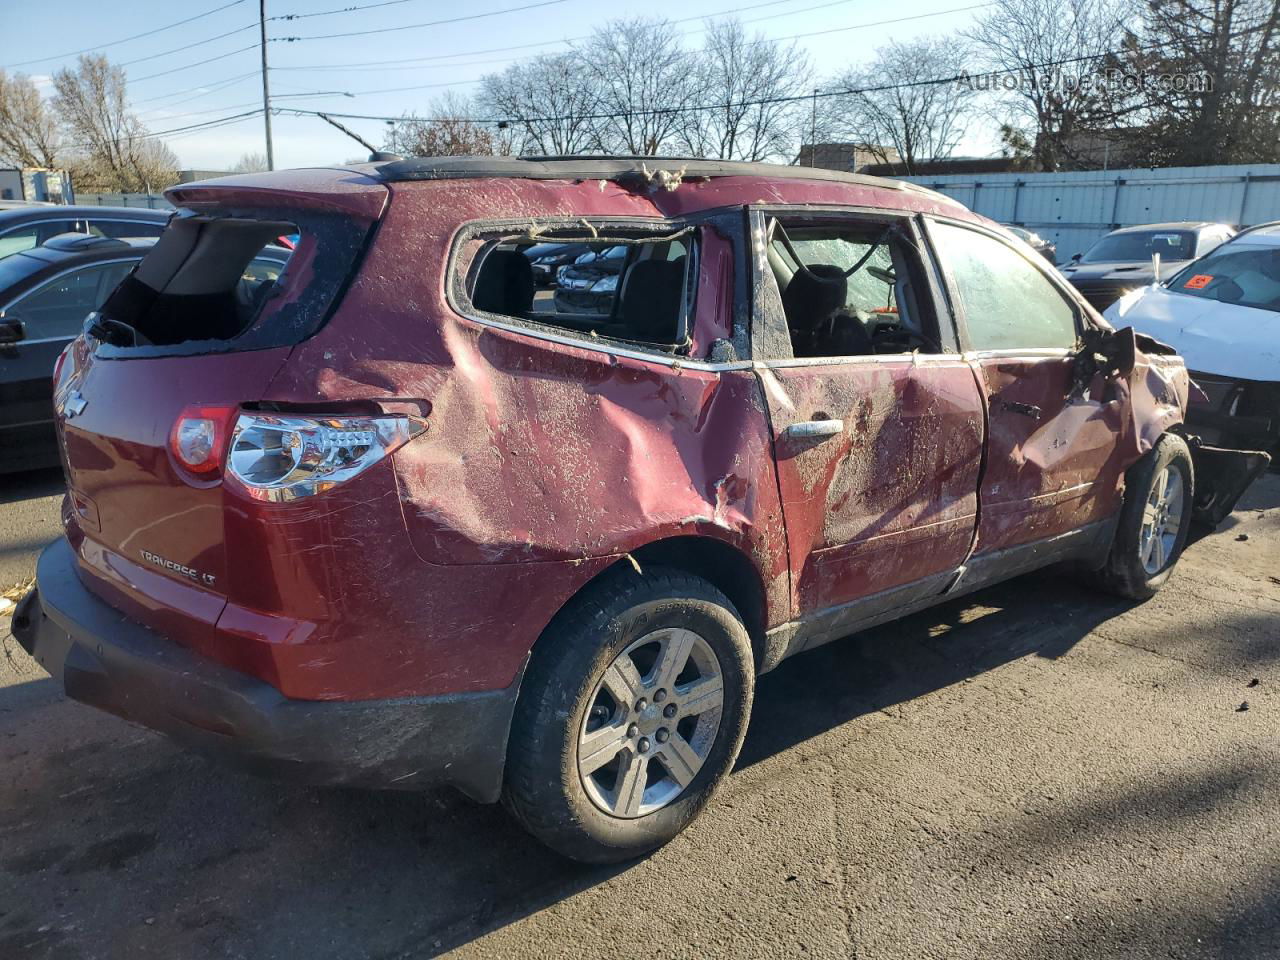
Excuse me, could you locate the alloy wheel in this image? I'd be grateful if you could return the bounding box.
[577,628,724,819]
[1140,464,1185,575]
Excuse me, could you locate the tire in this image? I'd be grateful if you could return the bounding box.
[1093,433,1194,600]
[502,565,754,863]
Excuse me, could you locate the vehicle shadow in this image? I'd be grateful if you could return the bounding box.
[0,567,1121,960]
[0,560,1274,958]
[0,467,63,505]
[737,568,1128,770]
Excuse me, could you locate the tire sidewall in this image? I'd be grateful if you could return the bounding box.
[511,573,754,861]
[1114,435,1194,595]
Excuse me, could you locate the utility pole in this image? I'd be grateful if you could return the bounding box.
[809,88,818,166]
[259,0,274,170]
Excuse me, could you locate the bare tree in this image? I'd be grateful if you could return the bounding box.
[479,53,602,155]
[52,55,177,192]
[964,0,1136,170]
[828,37,973,173]
[231,151,270,172]
[384,91,509,157]
[677,19,811,162]
[0,71,60,168]
[581,18,697,155]
[1122,0,1280,165]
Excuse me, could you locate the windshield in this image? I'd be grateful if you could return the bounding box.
[1167,246,1280,314]
[1082,230,1195,263]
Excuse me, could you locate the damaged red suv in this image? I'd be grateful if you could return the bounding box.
[14,157,1268,863]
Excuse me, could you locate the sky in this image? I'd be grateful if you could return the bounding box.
[0,0,997,172]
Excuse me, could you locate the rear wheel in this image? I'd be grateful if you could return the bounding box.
[502,567,754,863]
[1093,433,1194,600]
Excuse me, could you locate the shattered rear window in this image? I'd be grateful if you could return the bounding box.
[92,209,370,357]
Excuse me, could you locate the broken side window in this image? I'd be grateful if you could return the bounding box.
[460,228,698,351]
[763,218,944,359]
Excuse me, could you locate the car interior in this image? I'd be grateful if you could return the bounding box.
[765,218,941,358]
[467,233,695,348]
[95,218,291,346]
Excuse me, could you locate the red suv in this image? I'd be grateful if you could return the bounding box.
[13,157,1267,863]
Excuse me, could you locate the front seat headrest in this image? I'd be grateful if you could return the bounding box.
[782,263,847,329]
[473,249,535,315]
[621,259,686,342]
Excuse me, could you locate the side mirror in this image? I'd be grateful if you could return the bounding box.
[0,312,26,344]
[1070,252,1082,263]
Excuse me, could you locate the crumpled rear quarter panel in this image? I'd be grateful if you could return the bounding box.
[263,179,789,693]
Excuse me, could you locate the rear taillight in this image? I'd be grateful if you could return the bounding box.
[170,404,239,476]
[224,413,425,501]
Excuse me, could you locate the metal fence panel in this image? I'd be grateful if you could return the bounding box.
[73,193,173,209]
[902,164,1280,264]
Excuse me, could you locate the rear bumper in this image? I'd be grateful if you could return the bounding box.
[12,538,519,802]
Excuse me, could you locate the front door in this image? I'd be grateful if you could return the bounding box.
[926,220,1129,556]
[751,211,985,641]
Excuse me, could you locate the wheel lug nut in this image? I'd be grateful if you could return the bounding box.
[655,728,669,743]
[663,704,677,718]
[635,698,648,711]
[654,689,667,703]
[637,737,650,754]
[627,723,639,738]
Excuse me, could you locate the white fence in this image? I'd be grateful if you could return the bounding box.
[901,164,1280,264]
[73,193,172,209]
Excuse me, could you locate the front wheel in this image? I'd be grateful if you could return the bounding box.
[1093,433,1194,600]
[502,567,754,863]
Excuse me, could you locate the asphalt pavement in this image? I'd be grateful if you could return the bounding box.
[1,471,1277,959]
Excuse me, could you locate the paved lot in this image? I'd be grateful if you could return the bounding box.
[1,471,1277,959]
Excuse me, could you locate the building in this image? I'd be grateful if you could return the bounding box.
[794,143,902,174]
[0,168,73,203]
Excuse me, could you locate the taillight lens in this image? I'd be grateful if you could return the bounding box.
[170,404,238,475]
[225,413,425,501]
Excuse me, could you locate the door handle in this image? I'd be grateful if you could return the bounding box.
[783,419,844,440]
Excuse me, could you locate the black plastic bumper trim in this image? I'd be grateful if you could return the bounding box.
[13,538,519,803]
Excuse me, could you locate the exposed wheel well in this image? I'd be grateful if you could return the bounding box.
[541,536,769,672]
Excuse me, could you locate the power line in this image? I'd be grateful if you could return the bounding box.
[116,24,259,68]
[1,0,248,69]
[271,0,462,21]
[58,109,265,154]
[272,0,570,42]
[269,0,992,71]
[129,44,260,83]
[133,70,261,107]
[271,36,1183,129]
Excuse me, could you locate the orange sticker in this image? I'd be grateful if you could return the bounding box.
[1184,274,1214,289]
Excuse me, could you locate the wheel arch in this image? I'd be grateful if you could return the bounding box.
[532,534,771,674]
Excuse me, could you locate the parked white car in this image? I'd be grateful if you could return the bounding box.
[1105,223,1280,455]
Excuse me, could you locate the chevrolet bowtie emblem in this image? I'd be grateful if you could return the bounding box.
[63,390,87,418]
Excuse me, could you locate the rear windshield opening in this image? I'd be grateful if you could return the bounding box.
[461,230,698,351]
[92,210,367,356]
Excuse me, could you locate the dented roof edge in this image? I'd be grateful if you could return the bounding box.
[370,154,960,203]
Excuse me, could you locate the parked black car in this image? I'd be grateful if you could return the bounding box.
[523,242,592,286]
[552,244,628,314]
[0,233,288,474]
[1002,225,1057,264]
[0,204,171,261]
[1061,221,1235,312]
